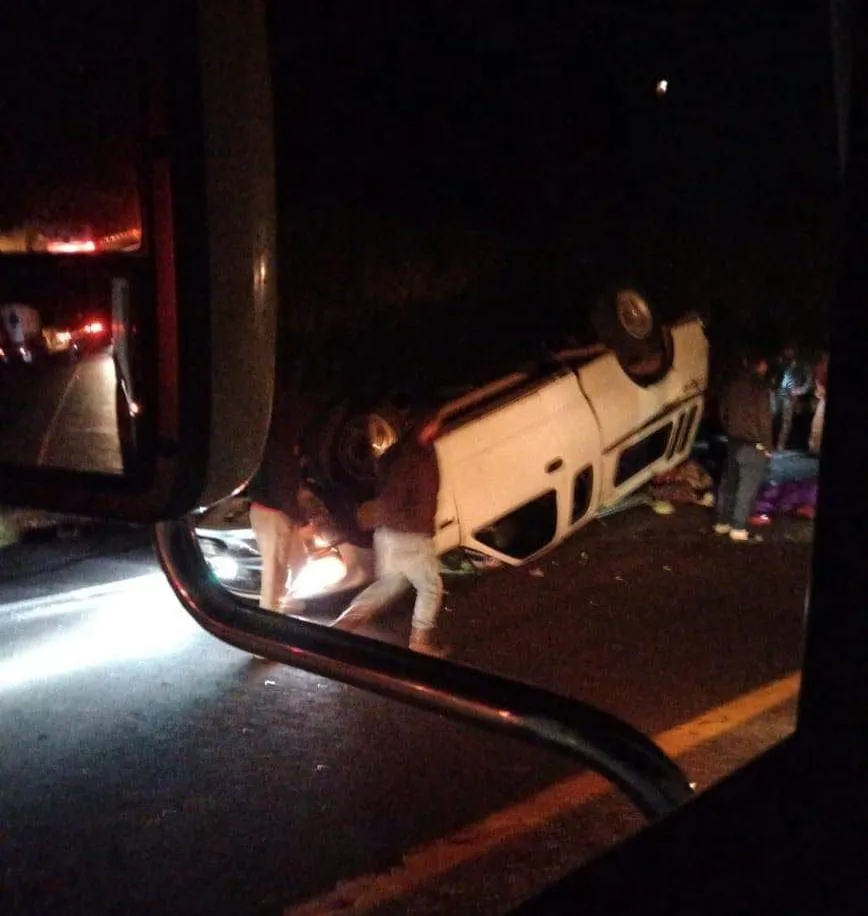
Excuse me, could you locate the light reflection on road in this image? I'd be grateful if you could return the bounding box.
[0,573,201,691]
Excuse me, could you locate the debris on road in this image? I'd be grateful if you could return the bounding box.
[650,499,675,515]
[754,477,818,519]
[648,459,714,506]
[596,493,651,519]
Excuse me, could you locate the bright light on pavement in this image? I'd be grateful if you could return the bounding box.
[0,574,201,691]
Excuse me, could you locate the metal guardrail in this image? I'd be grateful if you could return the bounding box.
[154,517,695,820]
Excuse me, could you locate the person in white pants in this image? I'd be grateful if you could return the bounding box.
[249,502,308,613]
[331,414,447,656]
[247,389,309,614]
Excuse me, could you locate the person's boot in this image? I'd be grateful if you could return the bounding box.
[409,626,450,658]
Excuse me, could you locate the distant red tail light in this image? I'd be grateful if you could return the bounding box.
[45,239,97,254]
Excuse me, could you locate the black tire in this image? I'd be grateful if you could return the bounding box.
[591,285,674,386]
[303,401,404,500]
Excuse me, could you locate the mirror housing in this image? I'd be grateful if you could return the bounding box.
[0,0,276,522]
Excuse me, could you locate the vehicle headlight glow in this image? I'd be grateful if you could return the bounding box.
[207,555,239,581]
[291,554,348,599]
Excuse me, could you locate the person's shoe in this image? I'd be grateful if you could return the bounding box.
[747,513,772,527]
[713,522,731,535]
[409,627,451,658]
[729,528,763,543]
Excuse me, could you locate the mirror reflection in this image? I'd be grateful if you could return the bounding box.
[0,265,142,475]
[0,53,144,475]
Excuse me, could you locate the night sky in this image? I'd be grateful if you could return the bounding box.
[265,2,838,376]
[267,4,837,214]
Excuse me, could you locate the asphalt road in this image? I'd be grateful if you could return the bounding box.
[0,350,121,474]
[0,502,811,915]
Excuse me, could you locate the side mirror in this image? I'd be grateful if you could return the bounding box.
[0,0,276,522]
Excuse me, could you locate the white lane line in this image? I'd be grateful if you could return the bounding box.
[284,672,801,915]
[36,364,82,466]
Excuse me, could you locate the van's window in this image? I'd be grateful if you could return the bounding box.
[475,491,559,560]
[614,424,674,488]
[572,467,594,524]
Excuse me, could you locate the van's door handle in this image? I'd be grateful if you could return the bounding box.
[545,458,564,474]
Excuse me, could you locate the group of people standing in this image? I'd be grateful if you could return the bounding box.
[713,343,828,544]
[247,390,448,657]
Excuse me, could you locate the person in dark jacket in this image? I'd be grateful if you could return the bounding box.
[248,390,309,613]
[713,351,774,543]
[331,413,447,656]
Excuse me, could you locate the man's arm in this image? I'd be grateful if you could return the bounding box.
[793,367,814,397]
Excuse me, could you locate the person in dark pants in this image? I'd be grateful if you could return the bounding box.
[713,351,774,543]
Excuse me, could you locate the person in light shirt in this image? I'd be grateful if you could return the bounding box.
[772,343,813,452]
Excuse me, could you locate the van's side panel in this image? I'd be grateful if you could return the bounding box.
[575,317,709,453]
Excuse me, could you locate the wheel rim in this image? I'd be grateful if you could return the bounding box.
[336,412,400,482]
[615,290,654,340]
[368,413,399,457]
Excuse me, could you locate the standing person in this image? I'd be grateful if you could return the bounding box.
[331,413,447,657]
[713,350,774,543]
[809,350,829,456]
[248,389,309,614]
[772,343,813,451]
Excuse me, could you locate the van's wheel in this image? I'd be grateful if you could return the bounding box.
[305,402,404,500]
[591,286,673,386]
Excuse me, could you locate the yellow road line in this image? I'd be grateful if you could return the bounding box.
[284,672,801,916]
